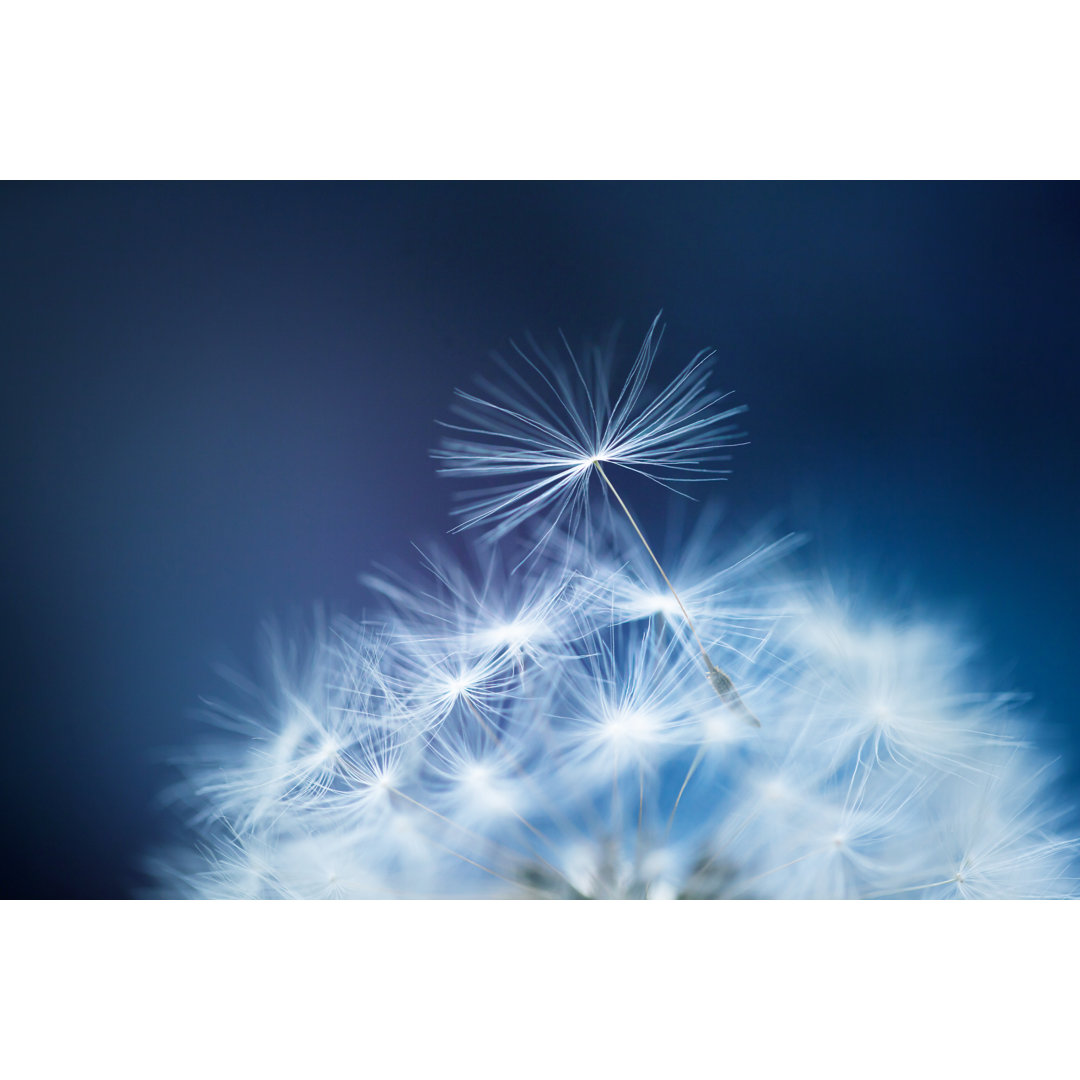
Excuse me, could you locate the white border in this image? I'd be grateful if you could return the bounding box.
[2,3,1078,178]
[2,901,1075,1076]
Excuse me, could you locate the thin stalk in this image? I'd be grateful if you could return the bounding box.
[593,461,760,726]
[665,744,706,839]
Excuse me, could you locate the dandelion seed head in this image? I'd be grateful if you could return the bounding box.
[151,563,1077,898]
[148,319,1078,900]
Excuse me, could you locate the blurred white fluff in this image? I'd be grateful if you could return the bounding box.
[150,323,1077,899]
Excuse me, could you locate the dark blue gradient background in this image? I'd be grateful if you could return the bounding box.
[3,182,1078,898]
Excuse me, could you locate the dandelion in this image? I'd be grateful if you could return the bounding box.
[148,320,1078,899]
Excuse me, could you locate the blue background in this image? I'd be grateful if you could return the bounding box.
[2,182,1078,897]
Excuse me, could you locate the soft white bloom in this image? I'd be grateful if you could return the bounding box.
[151,547,1077,899]
[149,321,1077,899]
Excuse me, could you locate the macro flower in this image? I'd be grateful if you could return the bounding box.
[149,320,1078,899]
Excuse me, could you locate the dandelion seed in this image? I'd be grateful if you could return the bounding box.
[433,313,746,543]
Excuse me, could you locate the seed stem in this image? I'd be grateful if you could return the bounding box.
[593,461,759,726]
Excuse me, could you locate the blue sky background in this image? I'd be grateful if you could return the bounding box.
[2,182,1078,897]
